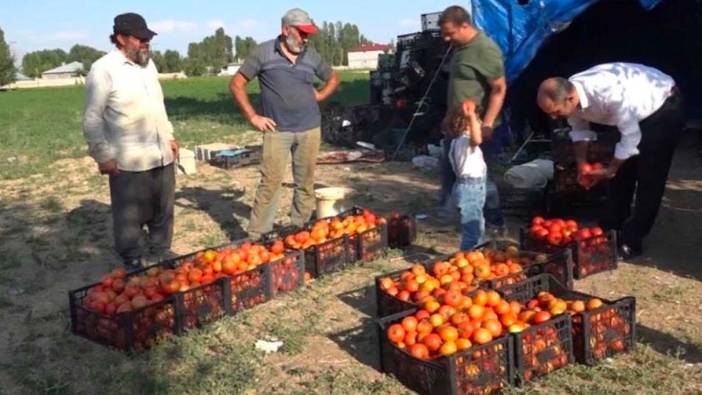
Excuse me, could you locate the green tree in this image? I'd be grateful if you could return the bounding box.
[163,50,183,72]
[184,58,206,76]
[234,35,257,62]
[151,50,165,72]
[66,44,105,73]
[21,49,67,78]
[186,27,233,74]
[0,26,15,85]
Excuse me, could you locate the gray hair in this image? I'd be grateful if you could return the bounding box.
[539,77,575,103]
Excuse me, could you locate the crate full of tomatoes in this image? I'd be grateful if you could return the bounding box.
[500,273,636,365]
[521,216,618,278]
[265,207,387,278]
[336,207,388,262]
[376,290,515,394]
[69,240,303,352]
[375,243,573,318]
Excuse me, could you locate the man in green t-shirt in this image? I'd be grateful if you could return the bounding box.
[438,5,507,233]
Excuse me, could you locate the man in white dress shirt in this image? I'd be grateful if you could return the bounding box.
[83,13,179,270]
[537,62,685,258]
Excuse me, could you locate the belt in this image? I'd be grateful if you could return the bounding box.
[456,176,485,184]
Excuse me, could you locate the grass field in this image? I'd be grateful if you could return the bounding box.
[0,70,370,180]
[0,71,701,395]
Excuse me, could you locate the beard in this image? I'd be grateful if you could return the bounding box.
[285,35,305,54]
[127,46,151,67]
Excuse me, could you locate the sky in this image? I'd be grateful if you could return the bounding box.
[0,0,465,63]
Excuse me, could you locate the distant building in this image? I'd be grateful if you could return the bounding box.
[219,63,242,76]
[347,44,392,70]
[41,61,84,79]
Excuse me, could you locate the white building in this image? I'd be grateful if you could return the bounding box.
[41,61,84,79]
[347,44,392,70]
[219,63,242,76]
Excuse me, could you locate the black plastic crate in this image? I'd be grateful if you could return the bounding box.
[352,222,388,262]
[551,130,617,166]
[498,186,547,220]
[470,240,574,290]
[69,268,181,352]
[176,277,231,330]
[336,207,389,262]
[499,274,636,365]
[377,309,513,395]
[374,243,573,318]
[387,214,417,249]
[520,228,618,279]
[511,313,574,385]
[267,249,305,297]
[229,265,270,313]
[261,222,351,279]
[482,248,574,291]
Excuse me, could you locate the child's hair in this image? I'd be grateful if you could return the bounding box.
[442,103,481,139]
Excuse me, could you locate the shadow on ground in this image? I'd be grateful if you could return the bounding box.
[637,324,702,364]
[176,186,250,241]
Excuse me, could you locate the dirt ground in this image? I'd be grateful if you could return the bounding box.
[0,133,701,394]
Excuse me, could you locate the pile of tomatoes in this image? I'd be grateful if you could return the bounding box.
[284,209,385,250]
[386,289,523,360]
[527,216,605,247]
[378,247,549,311]
[82,241,285,316]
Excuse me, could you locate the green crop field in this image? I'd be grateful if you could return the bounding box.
[0,70,370,180]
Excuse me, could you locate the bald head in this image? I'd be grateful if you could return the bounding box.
[537,77,579,119]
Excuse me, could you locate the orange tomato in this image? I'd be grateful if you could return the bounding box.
[438,326,459,342]
[387,324,406,343]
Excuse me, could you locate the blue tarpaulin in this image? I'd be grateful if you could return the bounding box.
[472,0,664,83]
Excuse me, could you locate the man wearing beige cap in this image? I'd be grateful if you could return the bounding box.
[230,8,340,238]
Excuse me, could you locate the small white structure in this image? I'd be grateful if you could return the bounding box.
[347,44,392,70]
[219,63,241,76]
[41,61,84,79]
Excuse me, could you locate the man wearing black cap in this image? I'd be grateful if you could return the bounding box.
[230,8,340,238]
[83,12,179,271]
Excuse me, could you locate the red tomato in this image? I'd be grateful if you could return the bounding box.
[547,232,563,246]
[532,216,545,226]
[590,227,604,237]
[579,162,593,175]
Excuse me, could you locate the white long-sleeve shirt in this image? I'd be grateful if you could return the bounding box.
[83,50,175,171]
[567,62,675,160]
[449,135,487,179]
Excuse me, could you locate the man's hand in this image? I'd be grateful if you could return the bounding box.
[250,114,277,132]
[98,159,119,176]
[170,140,179,161]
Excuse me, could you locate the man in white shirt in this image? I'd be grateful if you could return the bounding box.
[537,62,685,258]
[83,13,179,270]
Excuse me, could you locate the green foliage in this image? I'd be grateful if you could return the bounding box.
[163,49,183,72]
[186,27,233,75]
[0,26,16,86]
[184,57,206,76]
[21,48,67,78]
[308,21,374,66]
[151,50,165,72]
[153,49,183,74]
[66,44,104,74]
[234,35,257,62]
